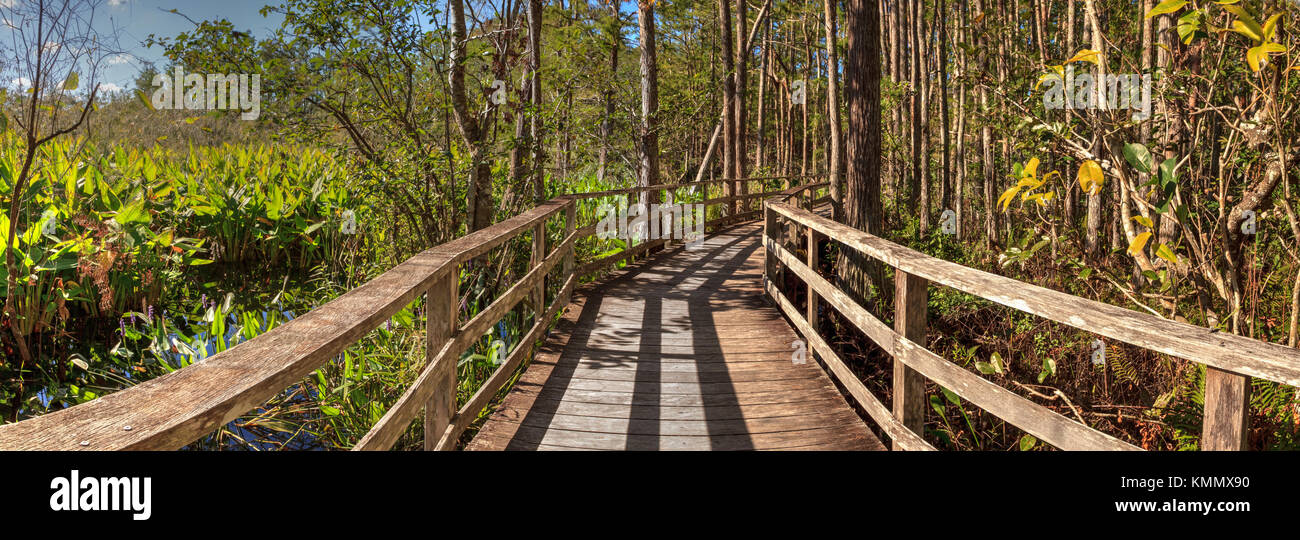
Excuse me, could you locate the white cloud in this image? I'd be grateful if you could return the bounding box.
[106,53,131,65]
[9,77,30,89]
[98,82,123,93]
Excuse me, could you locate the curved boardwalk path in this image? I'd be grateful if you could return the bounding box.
[467,221,884,451]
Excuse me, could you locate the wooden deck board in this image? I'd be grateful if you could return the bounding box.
[466,221,884,451]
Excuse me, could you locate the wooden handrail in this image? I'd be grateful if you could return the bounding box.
[762,195,1300,450]
[0,176,820,450]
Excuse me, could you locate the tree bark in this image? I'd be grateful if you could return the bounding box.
[837,0,884,307]
[448,0,492,231]
[824,0,844,219]
[637,1,661,205]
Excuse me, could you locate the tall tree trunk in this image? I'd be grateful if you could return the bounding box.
[825,0,844,219]
[954,0,967,239]
[938,0,950,217]
[598,5,621,184]
[909,0,921,214]
[448,0,492,232]
[637,1,661,204]
[1062,0,1078,229]
[735,0,749,205]
[528,0,545,202]
[838,0,884,307]
[976,0,995,246]
[1085,0,1104,258]
[756,15,769,172]
[718,0,736,214]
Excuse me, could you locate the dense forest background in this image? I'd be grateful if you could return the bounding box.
[0,0,1297,450]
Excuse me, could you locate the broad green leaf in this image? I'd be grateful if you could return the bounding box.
[989,352,1005,374]
[1122,143,1154,174]
[1156,243,1179,265]
[1146,0,1187,19]
[114,199,151,225]
[929,395,946,416]
[1019,434,1038,451]
[1231,18,1264,43]
[63,72,79,91]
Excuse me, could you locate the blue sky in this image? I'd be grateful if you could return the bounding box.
[20,0,642,92]
[90,0,286,90]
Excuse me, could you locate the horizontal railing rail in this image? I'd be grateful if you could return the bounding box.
[762,190,1300,451]
[0,175,818,450]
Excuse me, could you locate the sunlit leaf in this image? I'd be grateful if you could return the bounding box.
[1063,48,1102,65]
[1077,160,1105,195]
[1128,232,1152,256]
[1145,0,1187,19]
[1156,243,1179,265]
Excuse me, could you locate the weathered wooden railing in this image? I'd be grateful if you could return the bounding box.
[0,175,818,450]
[763,188,1300,451]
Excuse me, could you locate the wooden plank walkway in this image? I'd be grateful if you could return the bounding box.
[467,220,884,451]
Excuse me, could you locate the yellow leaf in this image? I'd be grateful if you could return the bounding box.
[1155,243,1179,266]
[998,186,1020,212]
[1262,13,1281,42]
[1063,49,1102,65]
[1145,0,1187,19]
[1077,160,1104,195]
[1131,215,1154,228]
[1128,232,1152,256]
[1230,18,1263,43]
[1247,45,1267,71]
[1036,67,1064,91]
[1024,157,1041,179]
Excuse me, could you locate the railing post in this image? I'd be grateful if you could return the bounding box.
[531,220,546,323]
[763,203,777,290]
[424,271,457,451]
[1202,368,1251,450]
[806,227,822,331]
[893,270,928,450]
[561,202,576,306]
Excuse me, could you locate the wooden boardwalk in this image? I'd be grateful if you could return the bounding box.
[467,221,884,451]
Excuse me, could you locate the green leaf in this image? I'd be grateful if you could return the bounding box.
[1156,243,1179,265]
[929,395,946,416]
[989,352,1005,374]
[1122,143,1153,174]
[941,387,962,406]
[1019,434,1038,451]
[114,199,151,225]
[1146,0,1187,19]
[63,72,79,91]
[135,89,155,110]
